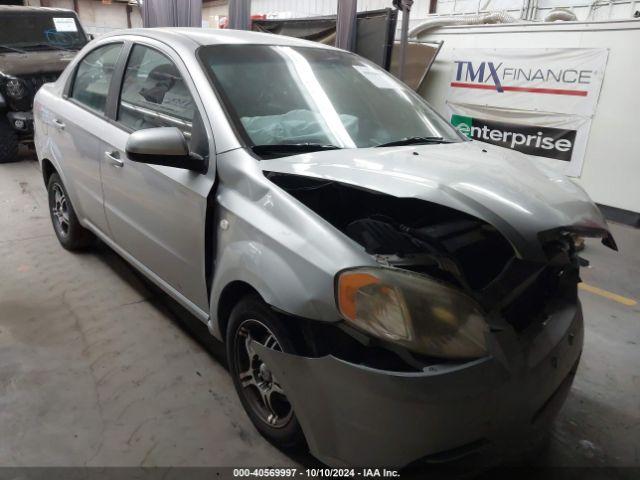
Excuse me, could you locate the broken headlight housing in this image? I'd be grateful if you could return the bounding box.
[336,267,488,360]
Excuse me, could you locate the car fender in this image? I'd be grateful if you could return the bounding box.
[207,149,375,340]
[34,90,87,222]
[208,238,328,339]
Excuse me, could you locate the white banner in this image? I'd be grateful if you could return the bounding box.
[446,48,609,177]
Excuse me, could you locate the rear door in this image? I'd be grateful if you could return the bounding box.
[51,42,124,235]
[99,40,214,316]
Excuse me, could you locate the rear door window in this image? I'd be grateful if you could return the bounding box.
[70,43,123,114]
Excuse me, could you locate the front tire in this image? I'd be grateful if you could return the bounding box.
[0,118,18,164]
[226,295,305,449]
[47,173,94,250]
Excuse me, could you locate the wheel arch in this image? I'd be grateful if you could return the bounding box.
[215,280,262,341]
[39,156,86,223]
[41,158,57,187]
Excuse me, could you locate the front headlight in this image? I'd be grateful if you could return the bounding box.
[336,267,488,360]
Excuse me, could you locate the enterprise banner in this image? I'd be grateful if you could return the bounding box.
[446,48,609,176]
[452,114,577,162]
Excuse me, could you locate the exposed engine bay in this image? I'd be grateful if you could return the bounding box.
[265,171,588,335]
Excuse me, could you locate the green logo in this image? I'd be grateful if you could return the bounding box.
[451,114,473,138]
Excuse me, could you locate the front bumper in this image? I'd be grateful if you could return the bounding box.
[255,301,584,467]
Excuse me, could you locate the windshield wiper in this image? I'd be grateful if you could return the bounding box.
[375,136,452,147]
[21,43,76,52]
[252,143,341,157]
[0,44,27,54]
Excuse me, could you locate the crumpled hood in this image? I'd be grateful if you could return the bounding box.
[0,50,75,76]
[262,141,612,260]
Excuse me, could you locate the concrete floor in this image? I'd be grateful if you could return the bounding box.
[1,154,639,468]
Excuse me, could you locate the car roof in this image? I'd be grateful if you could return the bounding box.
[0,5,77,14]
[102,27,338,51]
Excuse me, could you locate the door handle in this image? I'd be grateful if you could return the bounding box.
[53,119,65,130]
[105,151,124,168]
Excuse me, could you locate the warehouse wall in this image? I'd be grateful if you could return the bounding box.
[434,0,638,21]
[248,0,431,17]
[25,0,143,34]
[75,1,142,35]
[247,0,636,22]
[203,2,229,27]
[23,0,639,32]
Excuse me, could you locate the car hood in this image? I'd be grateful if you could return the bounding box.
[0,50,76,76]
[262,141,613,260]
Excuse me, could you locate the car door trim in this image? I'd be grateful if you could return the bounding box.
[83,218,210,322]
[119,101,194,133]
[106,41,133,120]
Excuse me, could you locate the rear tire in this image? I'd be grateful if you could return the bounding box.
[47,173,94,250]
[226,294,305,449]
[0,118,18,164]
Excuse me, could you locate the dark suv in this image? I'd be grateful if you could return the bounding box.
[0,6,88,163]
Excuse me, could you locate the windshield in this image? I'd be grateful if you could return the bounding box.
[199,45,462,155]
[0,13,87,51]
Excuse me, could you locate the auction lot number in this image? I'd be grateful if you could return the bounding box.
[233,468,400,478]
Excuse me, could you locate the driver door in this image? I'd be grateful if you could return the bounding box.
[99,41,214,316]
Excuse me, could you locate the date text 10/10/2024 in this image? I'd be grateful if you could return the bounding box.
[232,468,401,478]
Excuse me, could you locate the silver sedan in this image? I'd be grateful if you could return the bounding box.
[34,28,616,467]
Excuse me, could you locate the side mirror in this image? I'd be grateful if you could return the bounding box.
[125,127,206,172]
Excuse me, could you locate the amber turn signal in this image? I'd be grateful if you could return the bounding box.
[337,271,380,320]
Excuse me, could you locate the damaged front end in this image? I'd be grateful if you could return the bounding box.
[265,170,606,347]
[253,145,614,467]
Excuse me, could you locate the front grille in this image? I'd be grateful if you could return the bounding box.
[500,234,579,332]
[20,72,59,92]
[15,72,60,109]
[502,265,569,332]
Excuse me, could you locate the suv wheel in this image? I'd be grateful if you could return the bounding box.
[226,295,305,449]
[0,118,18,164]
[47,173,94,250]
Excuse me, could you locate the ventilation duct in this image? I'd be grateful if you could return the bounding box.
[544,8,578,22]
[408,11,517,39]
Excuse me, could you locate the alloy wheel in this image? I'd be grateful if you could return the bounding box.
[233,319,293,428]
[51,184,70,238]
